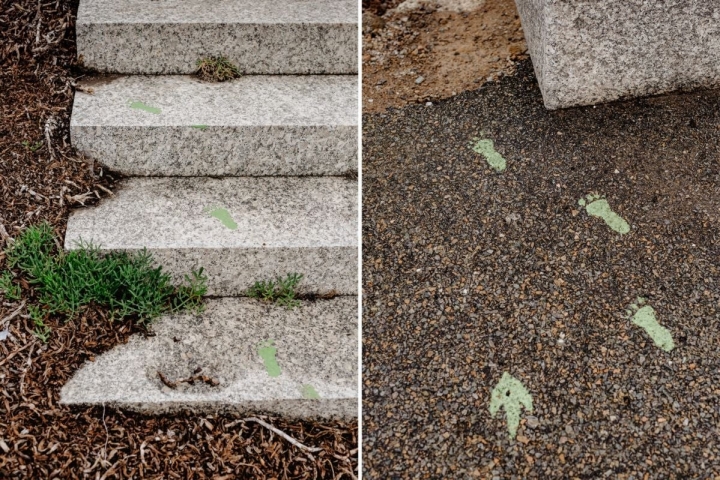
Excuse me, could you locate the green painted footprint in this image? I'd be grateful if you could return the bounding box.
[578,193,630,234]
[627,298,675,352]
[204,206,237,230]
[301,384,321,399]
[470,137,507,172]
[128,100,161,114]
[258,339,281,377]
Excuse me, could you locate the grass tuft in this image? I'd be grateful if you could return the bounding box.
[0,271,21,300]
[22,140,43,152]
[195,56,242,82]
[4,222,207,325]
[28,304,51,343]
[248,273,303,309]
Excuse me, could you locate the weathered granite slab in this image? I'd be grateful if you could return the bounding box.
[71,75,357,176]
[76,0,357,74]
[514,0,720,109]
[60,297,358,418]
[64,177,358,296]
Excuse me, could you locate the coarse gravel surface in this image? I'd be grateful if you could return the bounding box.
[362,60,720,478]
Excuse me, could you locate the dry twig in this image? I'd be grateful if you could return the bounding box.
[229,417,324,453]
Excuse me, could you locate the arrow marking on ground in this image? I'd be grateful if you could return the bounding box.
[489,372,533,439]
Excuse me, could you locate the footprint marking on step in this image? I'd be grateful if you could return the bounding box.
[204,206,237,230]
[258,339,281,377]
[627,298,675,352]
[128,100,161,114]
[578,193,630,234]
[301,384,321,399]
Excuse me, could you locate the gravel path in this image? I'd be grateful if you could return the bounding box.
[362,61,720,479]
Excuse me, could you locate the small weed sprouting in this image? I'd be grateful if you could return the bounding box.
[195,56,242,82]
[28,304,51,343]
[0,272,21,300]
[22,140,43,152]
[4,223,207,327]
[248,273,303,309]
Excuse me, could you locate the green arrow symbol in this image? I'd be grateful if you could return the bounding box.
[489,372,533,440]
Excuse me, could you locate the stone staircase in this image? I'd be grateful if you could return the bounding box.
[60,0,358,419]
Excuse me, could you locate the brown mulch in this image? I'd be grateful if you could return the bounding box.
[0,0,114,238]
[0,1,358,478]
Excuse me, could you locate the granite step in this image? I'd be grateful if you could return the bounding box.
[60,297,358,418]
[76,0,357,75]
[64,177,358,296]
[71,75,357,177]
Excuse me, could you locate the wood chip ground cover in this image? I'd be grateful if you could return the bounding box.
[0,1,358,477]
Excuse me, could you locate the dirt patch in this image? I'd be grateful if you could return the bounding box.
[362,0,528,113]
[0,1,358,477]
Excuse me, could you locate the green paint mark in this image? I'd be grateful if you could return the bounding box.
[128,101,161,114]
[301,384,321,399]
[192,125,208,130]
[578,193,630,234]
[470,137,507,172]
[258,339,281,377]
[205,207,237,230]
[628,298,675,352]
[489,372,533,440]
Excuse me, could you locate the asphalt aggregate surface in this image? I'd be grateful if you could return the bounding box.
[362,61,720,479]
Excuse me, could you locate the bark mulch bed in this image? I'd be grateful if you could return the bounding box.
[0,1,358,478]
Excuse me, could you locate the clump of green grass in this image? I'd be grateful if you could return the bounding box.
[0,271,21,300]
[28,304,51,343]
[195,56,242,82]
[22,140,43,152]
[4,223,207,325]
[248,273,303,309]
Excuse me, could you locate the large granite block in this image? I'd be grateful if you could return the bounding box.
[61,297,358,418]
[64,177,358,296]
[76,0,358,74]
[514,0,720,109]
[71,75,357,177]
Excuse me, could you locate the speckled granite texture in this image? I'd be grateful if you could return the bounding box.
[514,0,720,109]
[64,177,358,295]
[71,75,357,176]
[60,297,358,418]
[76,0,357,74]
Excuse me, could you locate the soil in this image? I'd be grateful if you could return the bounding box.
[0,1,358,477]
[362,0,528,113]
[362,61,720,478]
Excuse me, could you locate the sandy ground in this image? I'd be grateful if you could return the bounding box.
[362,0,528,113]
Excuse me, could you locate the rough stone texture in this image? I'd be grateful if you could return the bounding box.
[61,297,358,418]
[71,75,358,176]
[514,0,720,109]
[76,0,357,74]
[64,177,358,296]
